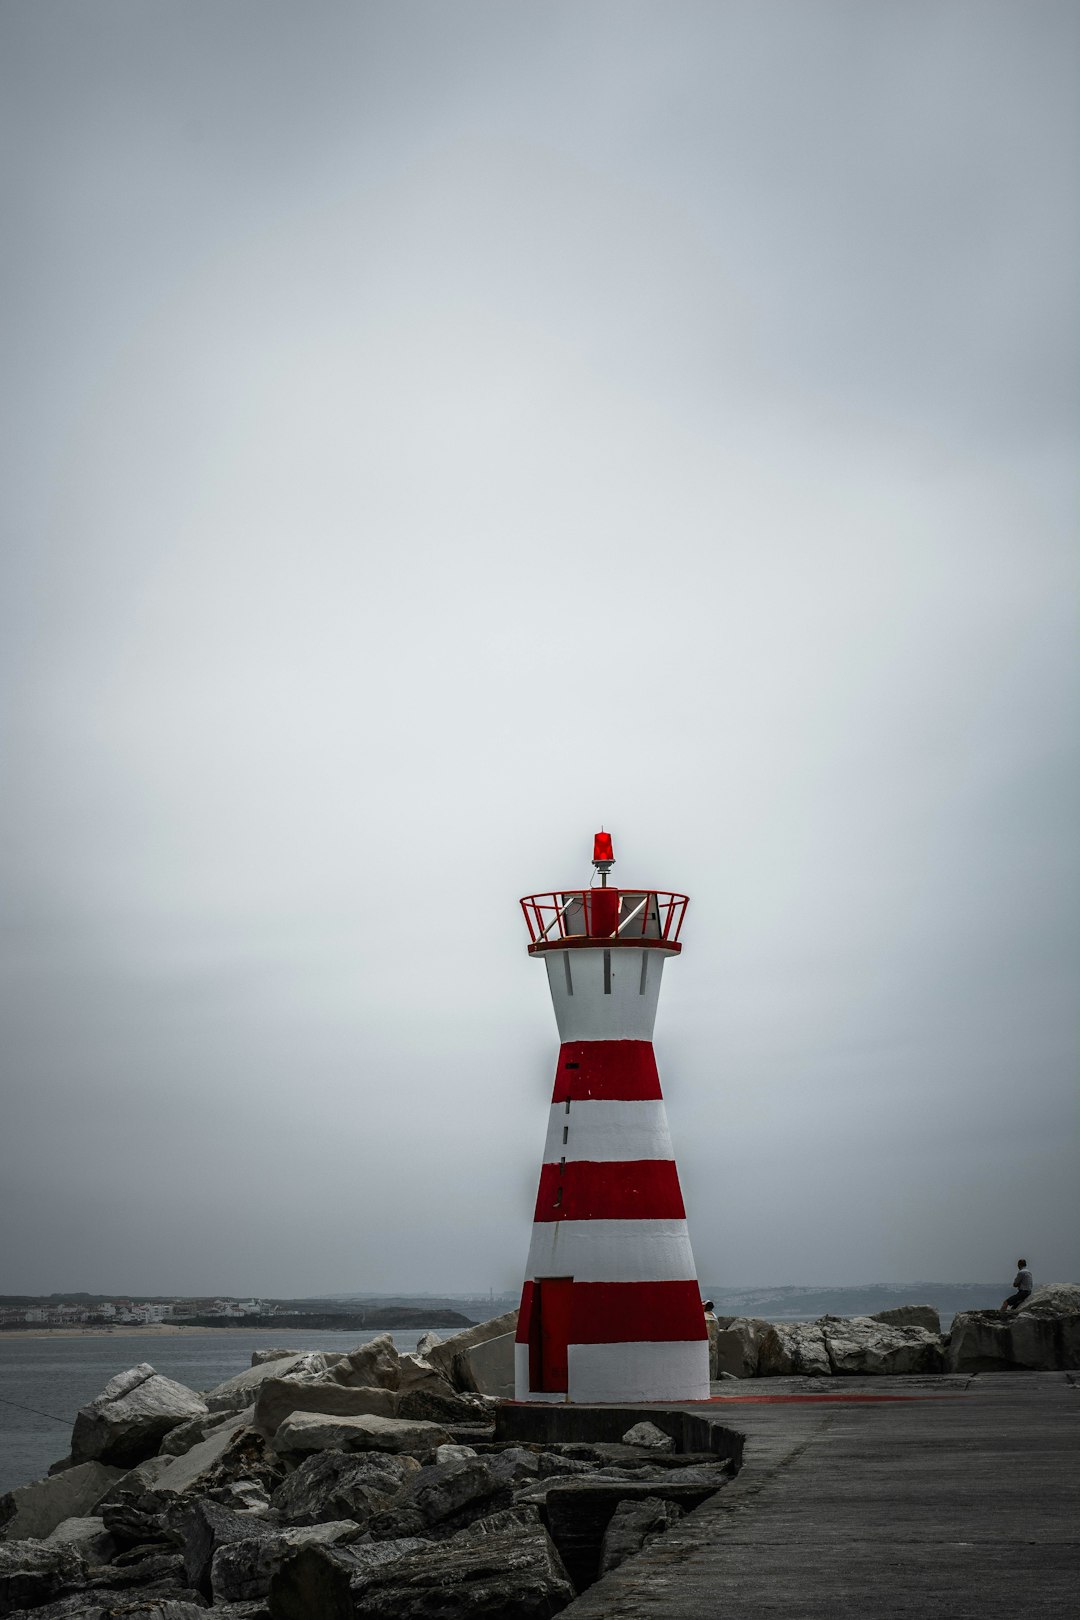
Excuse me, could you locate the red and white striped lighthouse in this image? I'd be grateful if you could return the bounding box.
[514,832,710,1403]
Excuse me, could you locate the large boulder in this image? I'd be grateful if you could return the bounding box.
[598,1495,684,1575]
[0,1539,86,1616]
[254,1376,396,1436]
[42,1516,115,1563]
[871,1304,942,1333]
[269,1537,430,1620]
[272,1412,451,1458]
[271,1451,419,1528]
[758,1321,831,1376]
[343,1515,574,1619]
[329,1334,401,1391]
[202,1352,331,1413]
[424,1311,518,1393]
[251,1347,302,1366]
[150,1418,251,1495]
[460,1333,515,1398]
[1018,1282,1080,1317]
[713,1317,772,1378]
[70,1366,208,1468]
[0,1461,123,1541]
[180,1497,278,1597]
[823,1316,943,1375]
[368,1455,511,1540]
[210,1520,360,1603]
[946,1300,1080,1373]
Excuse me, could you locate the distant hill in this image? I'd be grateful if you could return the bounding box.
[699,1283,1005,1319]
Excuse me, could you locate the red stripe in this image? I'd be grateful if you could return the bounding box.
[569,1280,707,1344]
[552,1042,662,1103]
[515,1280,536,1345]
[533,1159,685,1222]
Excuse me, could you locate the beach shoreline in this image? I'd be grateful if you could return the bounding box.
[0,1324,299,1341]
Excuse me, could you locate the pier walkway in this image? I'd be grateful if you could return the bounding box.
[561,1371,1079,1619]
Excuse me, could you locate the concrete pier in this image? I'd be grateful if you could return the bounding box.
[560,1372,1080,1618]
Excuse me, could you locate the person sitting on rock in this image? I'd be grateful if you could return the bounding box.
[1001,1259,1033,1313]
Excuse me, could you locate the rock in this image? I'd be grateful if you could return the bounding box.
[1018,1282,1080,1317]
[459,1332,515,1399]
[268,1539,428,1620]
[395,1355,452,1396]
[0,1461,124,1541]
[871,1305,942,1333]
[160,1407,254,1457]
[270,1452,419,1528]
[3,1596,207,1620]
[414,1332,443,1358]
[329,1335,401,1391]
[180,1497,279,1598]
[598,1495,684,1574]
[202,1354,330,1414]
[84,1546,188,1594]
[394,1386,485,1427]
[210,1521,360,1603]
[758,1321,831,1376]
[151,1420,250,1495]
[272,1412,450,1458]
[620,1422,674,1451]
[713,1316,773,1377]
[43,1516,115,1562]
[253,1377,396,1437]
[823,1316,944,1375]
[434,1445,477,1465]
[423,1311,518,1393]
[251,1348,302,1367]
[485,1448,540,1486]
[111,1455,179,1494]
[345,1517,574,1619]
[368,1455,512,1540]
[0,1538,86,1616]
[99,1489,184,1550]
[946,1305,1080,1373]
[71,1366,208,1468]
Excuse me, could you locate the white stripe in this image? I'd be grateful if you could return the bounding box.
[568,1339,710,1403]
[541,1099,675,1165]
[524,1218,698,1283]
[542,947,667,1041]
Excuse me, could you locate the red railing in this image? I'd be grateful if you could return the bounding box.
[520,889,689,947]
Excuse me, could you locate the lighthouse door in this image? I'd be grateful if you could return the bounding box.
[537,1277,573,1392]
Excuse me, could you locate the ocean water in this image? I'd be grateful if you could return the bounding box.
[0,1328,438,1495]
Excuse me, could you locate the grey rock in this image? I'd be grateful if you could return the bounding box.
[620,1422,674,1451]
[823,1316,944,1375]
[347,1517,574,1618]
[181,1499,279,1598]
[424,1312,518,1393]
[460,1332,515,1399]
[210,1522,359,1603]
[253,1378,395,1438]
[394,1387,484,1427]
[43,1517,115,1562]
[0,1538,86,1616]
[250,1349,301,1368]
[536,1454,594,1479]
[946,1305,1080,1372]
[99,1490,185,1550]
[270,1452,418,1528]
[870,1304,942,1333]
[1017,1282,1080,1316]
[485,1448,540,1486]
[414,1332,443,1358]
[0,1461,124,1542]
[268,1538,427,1620]
[159,1407,254,1459]
[328,1335,400,1392]
[71,1367,208,1469]
[271,1413,450,1458]
[202,1355,330,1415]
[394,1356,452,1396]
[713,1316,773,1377]
[758,1321,832,1376]
[151,1423,249,1495]
[368,1456,511,1540]
[84,1547,187,1593]
[598,1495,684,1575]
[433,1444,476,1465]
[3,1596,207,1620]
[110,1457,178,1495]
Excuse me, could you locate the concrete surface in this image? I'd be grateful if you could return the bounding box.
[560,1372,1080,1618]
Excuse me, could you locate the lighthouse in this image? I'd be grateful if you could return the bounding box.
[514,832,710,1403]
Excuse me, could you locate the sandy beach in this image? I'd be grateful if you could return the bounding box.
[0,1323,291,1341]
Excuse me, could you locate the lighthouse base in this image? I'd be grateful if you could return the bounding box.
[514,1339,709,1404]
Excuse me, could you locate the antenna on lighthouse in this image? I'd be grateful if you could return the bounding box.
[592,829,615,888]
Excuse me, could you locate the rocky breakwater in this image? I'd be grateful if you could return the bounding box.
[0,1318,735,1620]
[712,1289,1080,1378]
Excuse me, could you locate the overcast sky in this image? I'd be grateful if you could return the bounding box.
[1,1,1077,1299]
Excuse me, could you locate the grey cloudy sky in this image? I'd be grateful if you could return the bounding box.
[2,1,1077,1298]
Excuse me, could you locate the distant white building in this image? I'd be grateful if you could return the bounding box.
[23,1308,45,1322]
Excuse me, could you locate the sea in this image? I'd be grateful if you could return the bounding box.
[0,1328,439,1496]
